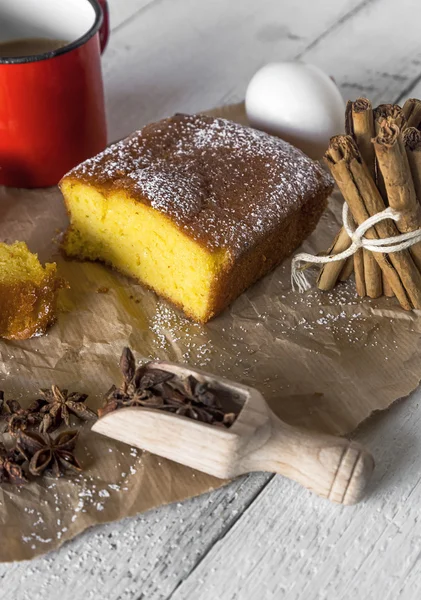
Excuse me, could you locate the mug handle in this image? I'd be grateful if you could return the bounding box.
[97,0,110,53]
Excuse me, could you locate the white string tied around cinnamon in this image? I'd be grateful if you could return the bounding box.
[291,204,421,292]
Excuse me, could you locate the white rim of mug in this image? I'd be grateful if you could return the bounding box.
[0,0,103,65]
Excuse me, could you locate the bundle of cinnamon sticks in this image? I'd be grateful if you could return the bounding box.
[319,97,421,310]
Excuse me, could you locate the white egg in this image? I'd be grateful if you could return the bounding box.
[245,62,345,159]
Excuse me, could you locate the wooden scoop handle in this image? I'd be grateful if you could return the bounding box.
[240,412,374,504]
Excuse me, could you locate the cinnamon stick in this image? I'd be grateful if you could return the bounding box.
[373,108,402,310]
[382,273,394,297]
[316,227,352,291]
[373,122,421,272]
[317,103,362,292]
[348,98,377,177]
[403,127,421,204]
[339,256,354,282]
[347,98,382,298]
[402,98,421,129]
[355,250,366,296]
[363,250,383,298]
[374,104,406,203]
[325,136,421,310]
[374,104,406,131]
[317,100,374,294]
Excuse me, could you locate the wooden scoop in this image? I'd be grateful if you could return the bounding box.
[92,361,374,505]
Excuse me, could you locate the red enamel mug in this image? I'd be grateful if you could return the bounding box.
[0,0,109,188]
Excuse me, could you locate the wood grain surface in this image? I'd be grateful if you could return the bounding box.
[3,0,421,598]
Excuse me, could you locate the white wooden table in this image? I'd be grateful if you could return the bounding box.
[3,1,421,597]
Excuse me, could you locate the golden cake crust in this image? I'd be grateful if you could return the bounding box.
[0,249,65,340]
[61,114,333,322]
[63,114,333,260]
[205,191,328,321]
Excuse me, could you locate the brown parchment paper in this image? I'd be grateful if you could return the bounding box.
[1,103,421,563]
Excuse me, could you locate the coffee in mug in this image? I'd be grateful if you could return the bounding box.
[0,38,69,58]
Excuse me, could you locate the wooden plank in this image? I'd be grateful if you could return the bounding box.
[297,0,421,106]
[397,77,421,106]
[171,393,421,599]
[0,474,270,600]
[102,0,369,142]
[108,0,157,32]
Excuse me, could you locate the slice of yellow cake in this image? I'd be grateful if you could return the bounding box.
[60,114,332,322]
[0,242,64,340]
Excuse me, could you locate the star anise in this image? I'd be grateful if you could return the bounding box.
[98,349,174,417]
[98,347,238,427]
[97,383,167,417]
[157,377,236,425]
[120,346,136,392]
[16,429,82,478]
[161,395,221,423]
[0,442,27,485]
[38,385,97,433]
[1,397,44,435]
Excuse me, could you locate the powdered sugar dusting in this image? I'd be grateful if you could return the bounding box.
[69,114,332,256]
